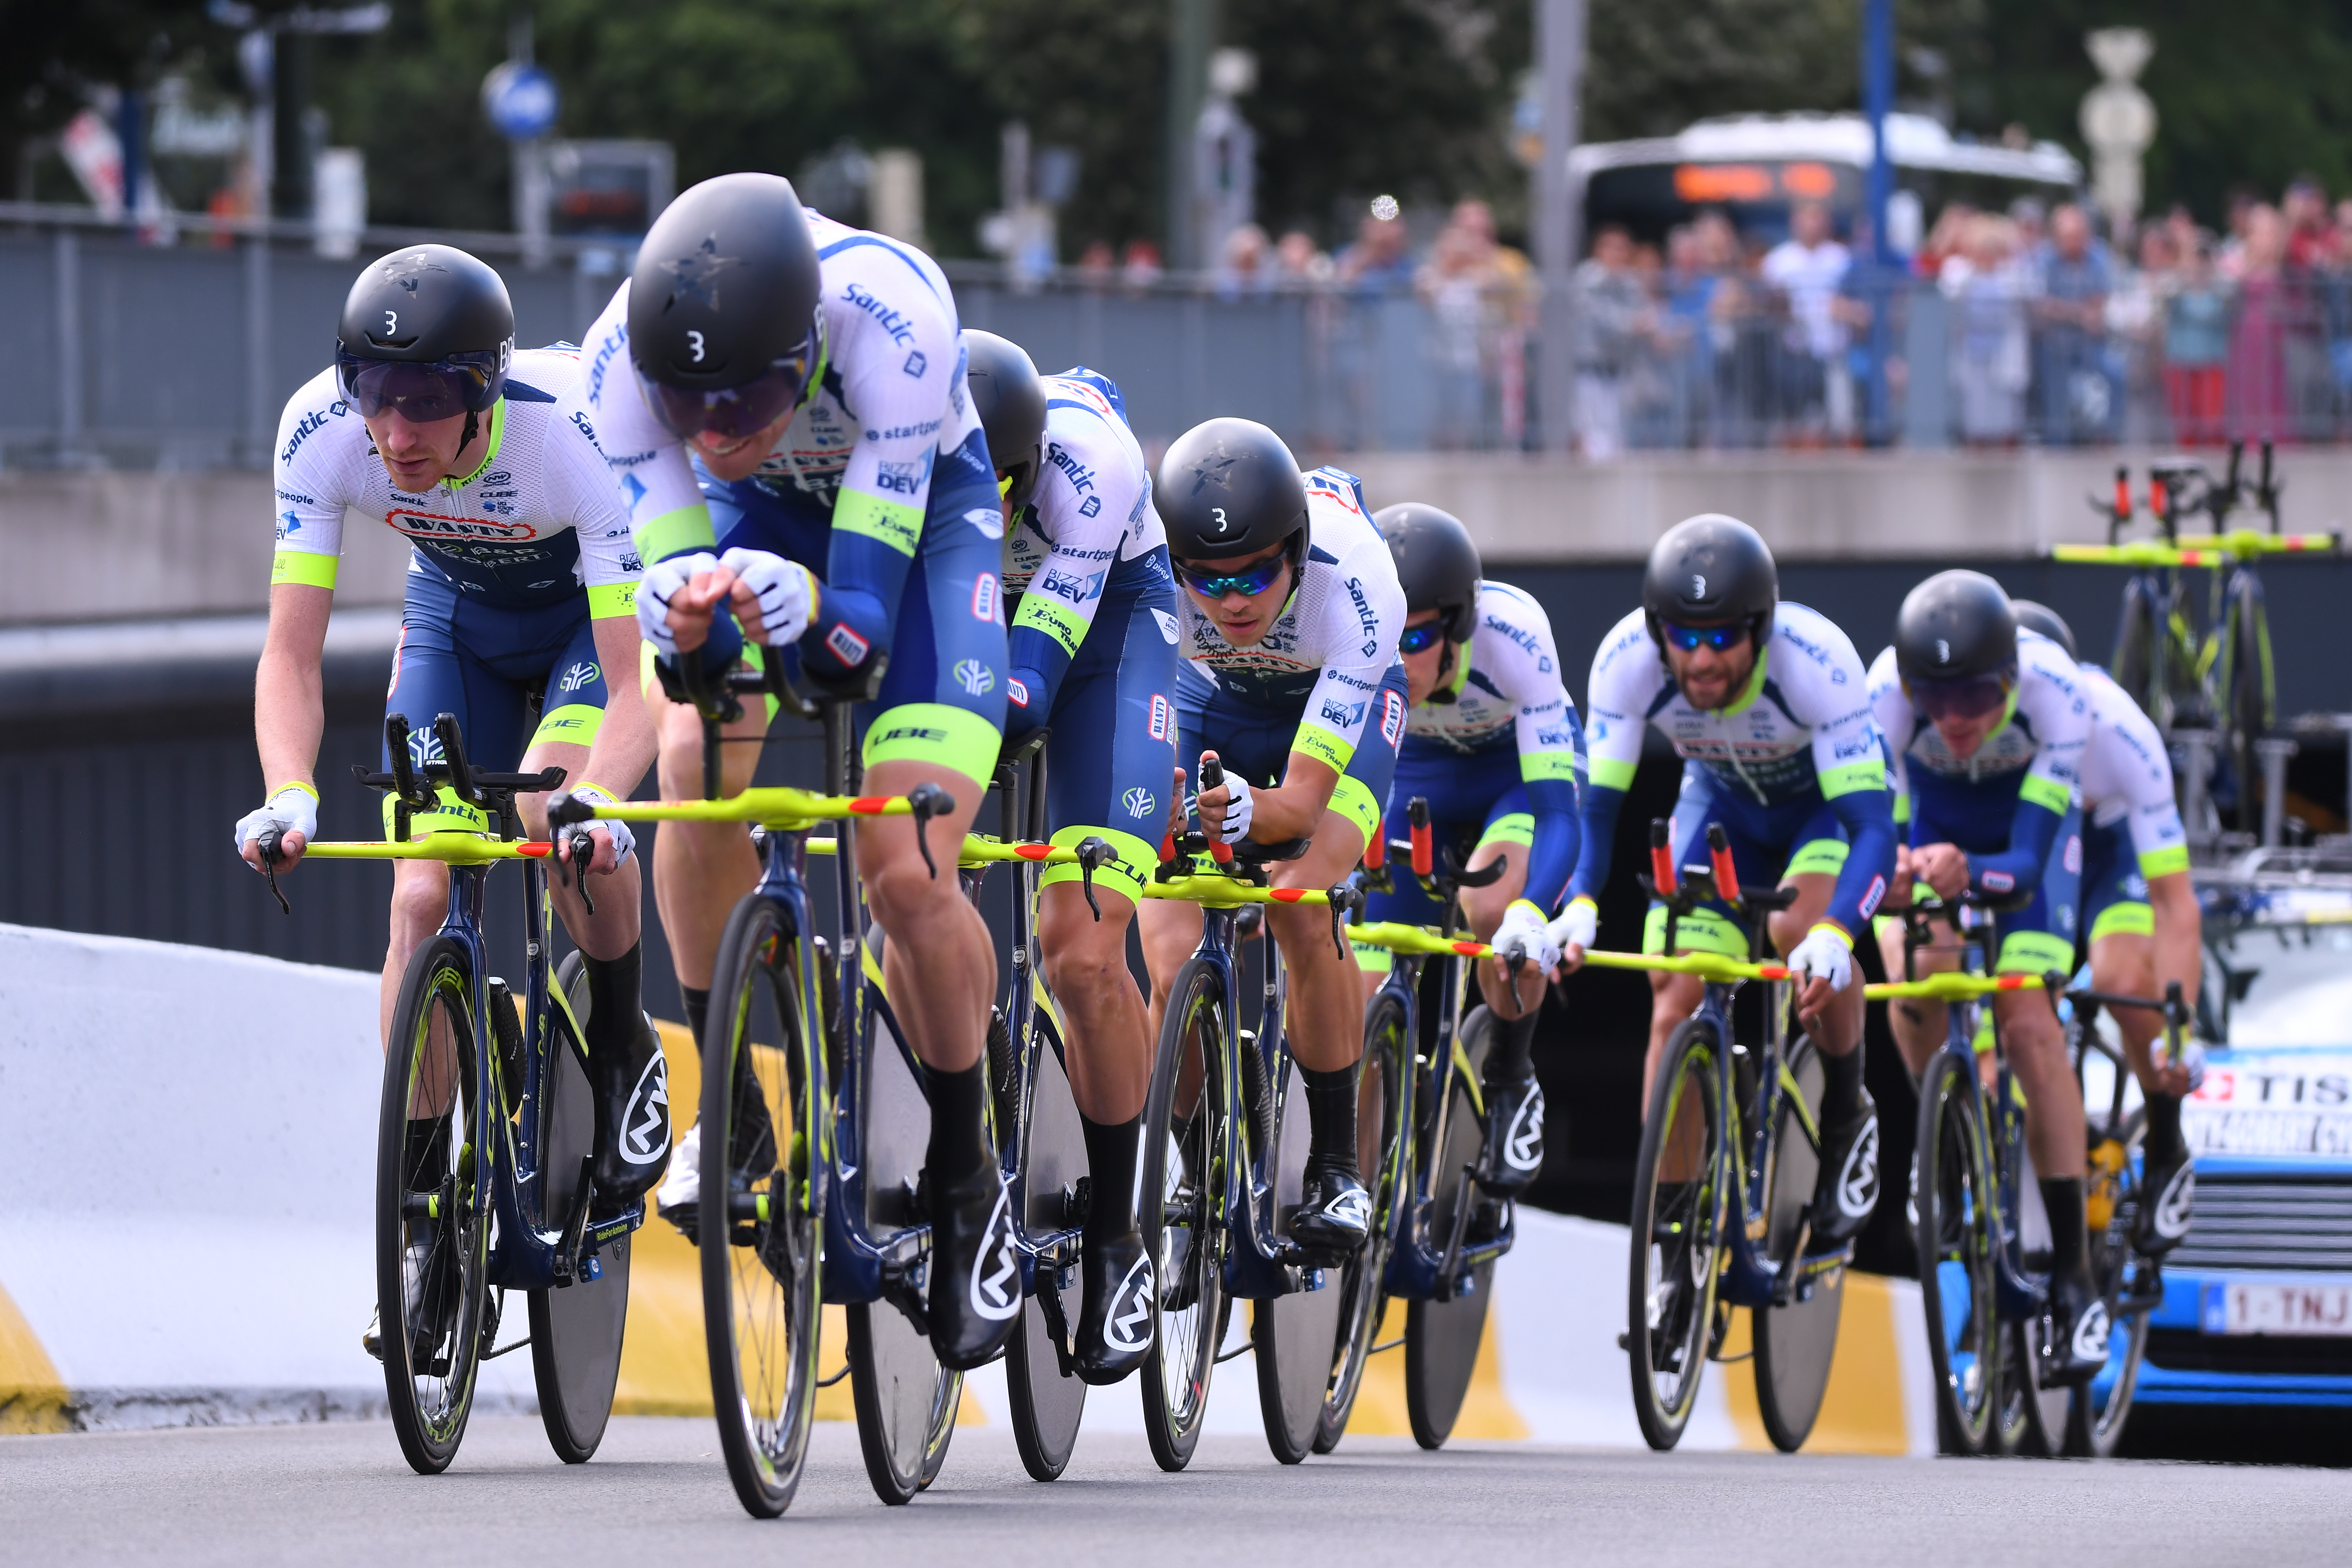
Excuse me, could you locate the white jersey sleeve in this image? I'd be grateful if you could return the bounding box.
[2014,636,2090,816]
[269,368,369,591]
[1006,373,1154,660]
[1290,473,1407,775]
[1582,608,1666,795]
[1865,645,1915,818]
[1772,604,1886,802]
[533,395,641,597]
[562,280,716,566]
[2080,667,2187,875]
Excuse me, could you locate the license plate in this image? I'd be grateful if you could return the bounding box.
[2200,1279,2352,1337]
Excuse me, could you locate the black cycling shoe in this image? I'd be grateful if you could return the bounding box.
[2134,1143,2196,1256]
[1475,1073,1547,1197]
[927,1162,1022,1370]
[1806,1087,1882,1249]
[1289,1162,1373,1259]
[2045,1271,2112,1386]
[1073,1229,1155,1386]
[591,1015,672,1212]
[366,1228,455,1367]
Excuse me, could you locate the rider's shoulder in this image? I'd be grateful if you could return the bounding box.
[1771,602,1867,670]
[1589,607,1658,683]
[274,366,368,475]
[1475,580,1561,662]
[812,214,956,332]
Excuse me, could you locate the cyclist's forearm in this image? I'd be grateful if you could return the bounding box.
[2149,870,2203,1009]
[255,584,332,791]
[578,618,658,800]
[1566,780,1627,905]
[1969,798,2063,895]
[1519,773,1581,913]
[1254,757,1339,843]
[1824,785,1898,936]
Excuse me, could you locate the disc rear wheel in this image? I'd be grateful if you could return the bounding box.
[1007,1016,1088,1482]
[1406,1007,1502,1451]
[1752,1034,1844,1454]
[1315,989,1407,1453]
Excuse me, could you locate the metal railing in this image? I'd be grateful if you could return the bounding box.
[11,200,2352,467]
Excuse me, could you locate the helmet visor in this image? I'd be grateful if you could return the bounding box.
[1397,621,1446,655]
[637,322,820,444]
[1909,673,2012,722]
[1174,543,1295,601]
[1659,620,1748,653]
[336,348,505,421]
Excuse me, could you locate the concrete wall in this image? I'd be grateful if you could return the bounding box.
[8,450,2346,626]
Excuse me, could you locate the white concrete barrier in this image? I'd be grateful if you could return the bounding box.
[0,926,1937,1451]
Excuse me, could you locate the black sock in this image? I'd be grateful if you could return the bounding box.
[1819,1043,1864,1127]
[2040,1176,2091,1286]
[1488,1009,1541,1086]
[1301,1063,1361,1179]
[1080,1114,1142,1244]
[2144,1092,2185,1162]
[403,1118,448,1191]
[927,1061,992,1188]
[680,984,710,1044]
[582,945,646,1071]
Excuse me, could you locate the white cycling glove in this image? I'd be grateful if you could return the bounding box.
[1786,925,1855,991]
[719,547,817,647]
[1492,900,1562,971]
[635,551,720,659]
[1200,773,1253,842]
[234,783,318,859]
[1545,897,1598,958]
[560,783,636,868]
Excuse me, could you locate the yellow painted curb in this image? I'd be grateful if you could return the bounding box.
[1320,1287,1530,1441]
[0,1278,71,1434]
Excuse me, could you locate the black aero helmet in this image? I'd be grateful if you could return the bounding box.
[1155,417,1308,562]
[335,244,514,436]
[628,172,825,442]
[1375,503,1482,643]
[2010,599,2077,662]
[1642,513,1778,648]
[963,330,1047,509]
[1895,569,2018,684]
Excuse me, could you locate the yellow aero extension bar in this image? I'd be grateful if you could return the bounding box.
[2053,531,2341,568]
[1863,971,2045,1002]
[301,833,564,866]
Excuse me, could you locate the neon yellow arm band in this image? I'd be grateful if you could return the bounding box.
[271,550,338,590]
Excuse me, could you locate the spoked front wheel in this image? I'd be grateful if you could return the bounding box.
[377,934,493,1475]
[1915,1047,2001,1456]
[1405,1006,1502,1451]
[1752,1034,1844,1454]
[700,898,825,1518]
[1315,988,1409,1454]
[1256,1057,1351,1464]
[528,953,632,1464]
[1625,1015,1728,1452]
[1139,957,1230,1473]
[2067,1113,2153,1457]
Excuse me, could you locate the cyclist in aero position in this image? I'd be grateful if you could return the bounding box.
[1868,572,2105,1377]
[1366,504,1584,1195]
[560,173,1019,1367]
[233,246,664,1349]
[1556,516,1894,1252]
[1138,418,1409,1254]
[2010,601,2200,1252]
[969,331,1179,1381]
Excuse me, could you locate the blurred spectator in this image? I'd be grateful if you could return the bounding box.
[1571,225,1650,460]
[1216,223,1272,298]
[1760,199,1854,438]
[2107,225,2170,444]
[2285,178,2338,271]
[1918,201,1976,280]
[2031,203,2114,444]
[2219,186,2259,279]
[1121,239,1164,291]
[1448,200,1535,447]
[1942,213,2029,444]
[2009,198,2047,272]
[1337,209,1416,293]
[1275,229,1334,285]
[1074,240,1116,288]
[2228,204,2291,437]
[2163,233,2231,445]
[1418,220,1490,447]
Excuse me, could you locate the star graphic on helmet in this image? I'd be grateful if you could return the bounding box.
[386,252,449,293]
[1189,446,1241,493]
[660,236,740,310]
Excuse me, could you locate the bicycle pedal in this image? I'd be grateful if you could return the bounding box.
[1617,1329,1631,1351]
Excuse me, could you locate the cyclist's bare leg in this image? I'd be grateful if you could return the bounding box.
[1643,970,1706,1111]
[1140,894,1208,1113]
[1997,987,2086,1179]
[1040,883,1149,1122]
[860,757,994,1073]
[517,737,641,964]
[1766,873,1865,1058]
[1877,918,1963,1079]
[648,676,768,993]
[2090,931,2195,1098]
[1267,812,1372,1073]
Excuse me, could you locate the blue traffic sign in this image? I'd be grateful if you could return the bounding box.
[481,61,558,141]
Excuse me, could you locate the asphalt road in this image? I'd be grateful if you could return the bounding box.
[7,1418,2349,1567]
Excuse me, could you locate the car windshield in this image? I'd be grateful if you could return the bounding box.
[2207,922,2352,1047]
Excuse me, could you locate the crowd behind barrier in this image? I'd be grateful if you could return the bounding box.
[18,181,2352,468]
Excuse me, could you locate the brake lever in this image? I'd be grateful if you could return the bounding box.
[256,827,290,915]
[1326,878,1366,961]
[906,782,955,878]
[561,828,599,917]
[1075,835,1113,921]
